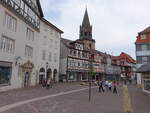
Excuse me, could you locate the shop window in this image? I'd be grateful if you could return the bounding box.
[0,65,11,85]
[68,72,75,80]
[144,80,150,91]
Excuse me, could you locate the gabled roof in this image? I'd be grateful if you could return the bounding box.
[135,35,150,44]
[42,18,63,33]
[37,0,44,17]
[82,8,90,27]
[136,64,150,73]
[140,26,150,34]
[119,52,136,64]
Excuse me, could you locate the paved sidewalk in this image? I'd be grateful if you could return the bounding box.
[2,86,123,113]
[0,83,123,113]
[0,83,87,107]
[128,85,150,113]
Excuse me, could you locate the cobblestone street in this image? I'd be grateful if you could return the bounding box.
[0,83,150,113]
[128,85,150,113]
[0,83,123,113]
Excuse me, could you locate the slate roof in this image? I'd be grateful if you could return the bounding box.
[136,64,150,73]
[37,0,44,17]
[82,8,90,27]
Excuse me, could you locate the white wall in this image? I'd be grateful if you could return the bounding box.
[59,58,67,75]
[0,5,39,91]
[37,20,61,82]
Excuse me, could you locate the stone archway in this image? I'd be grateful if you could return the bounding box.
[39,67,45,84]
[46,68,52,81]
[53,69,57,82]
[21,60,34,87]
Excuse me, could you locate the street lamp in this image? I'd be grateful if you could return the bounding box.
[15,56,22,66]
[46,62,49,80]
[89,53,94,102]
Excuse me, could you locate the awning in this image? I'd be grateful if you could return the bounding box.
[136,64,150,73]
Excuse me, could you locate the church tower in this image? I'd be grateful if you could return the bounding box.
[79,8,95,50]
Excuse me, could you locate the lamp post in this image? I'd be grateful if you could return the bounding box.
[46,62,49,81]
[89,52,94,102]
[15,56,22,66]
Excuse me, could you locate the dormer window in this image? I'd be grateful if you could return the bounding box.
[141,34,147,39]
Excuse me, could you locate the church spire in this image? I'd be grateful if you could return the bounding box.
[82,8,90,27]
[79,8,93,40]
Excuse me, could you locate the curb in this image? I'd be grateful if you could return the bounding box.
[123,85,134,113]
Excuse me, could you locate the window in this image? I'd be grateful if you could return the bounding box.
[49,52,52,61]
[70,49,73,55]
[143,75,150,91]
[0,62,12,85]
[74,50,76,56]
[89,44,92,49]
[136,44,142,51]
[141,34,147,39]
[4,13,17,32]
[78,51,81,57]
[13,0,21,6]
[42,50,46,60]
[141,44,147,51]
[0,35,15,54]
[142,56,147,64]
[147,44,150,50]
[25,45,33,58]
[147,56,150,63]
[54,53,57,62]
[26,28,34,41]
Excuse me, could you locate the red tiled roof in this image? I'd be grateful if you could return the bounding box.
[135,36,150,44]
[119,52,136,64]
[135,26,150,44]
[140,26,150,34]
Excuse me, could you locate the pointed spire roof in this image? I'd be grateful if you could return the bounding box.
[82,8,90,27]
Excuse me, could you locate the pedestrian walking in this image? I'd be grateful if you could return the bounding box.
[108,81,112,91]
[50,78,53,88]
[98,81,105,92]
[46,78,51,89]
[113,81,117,94]
[42,79,46,88]
[129,78,132,84]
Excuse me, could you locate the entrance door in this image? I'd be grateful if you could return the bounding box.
[53,69,57,82]
[39,75,44,84]
[24,72,30,87]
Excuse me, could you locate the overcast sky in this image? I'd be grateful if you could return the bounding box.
[40,0,150,59]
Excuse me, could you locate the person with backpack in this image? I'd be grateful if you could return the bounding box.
[98,80,105,92]
[113,81,117,94]
[108,81,112,91]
